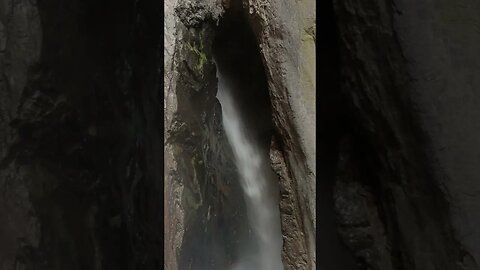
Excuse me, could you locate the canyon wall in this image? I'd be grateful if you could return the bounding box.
[164,0,316,269]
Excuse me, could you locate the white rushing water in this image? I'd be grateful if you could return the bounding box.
[216,68,284,270]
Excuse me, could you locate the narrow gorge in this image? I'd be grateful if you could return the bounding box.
[215,16,283,268]
[165,0,315,269]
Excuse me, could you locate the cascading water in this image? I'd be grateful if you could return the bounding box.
[216,68,284,270]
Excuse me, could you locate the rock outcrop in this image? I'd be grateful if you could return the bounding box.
[165,1,250,269]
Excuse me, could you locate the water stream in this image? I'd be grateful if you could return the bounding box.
[216,68,284,270]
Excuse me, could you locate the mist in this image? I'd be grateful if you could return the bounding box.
[216,67,284,270]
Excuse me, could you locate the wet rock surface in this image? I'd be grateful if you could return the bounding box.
[165,1,251,269]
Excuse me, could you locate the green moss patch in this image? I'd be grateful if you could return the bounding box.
[187,42,208,76]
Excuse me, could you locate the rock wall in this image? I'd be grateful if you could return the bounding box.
[0,0,163,269]
[332,0,480,269]
[243,0,316,268]
[164,1,251,269]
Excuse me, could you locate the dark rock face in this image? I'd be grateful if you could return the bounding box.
[0,0,162,269]
[334,138,394,270]
[330,0,480,269]
[316,1,358,269]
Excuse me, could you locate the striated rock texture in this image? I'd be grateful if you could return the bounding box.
[243,0,316,269]
[330,0,480,269]
[0,0,163,269]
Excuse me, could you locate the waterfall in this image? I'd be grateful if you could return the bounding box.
[216,68,284,270]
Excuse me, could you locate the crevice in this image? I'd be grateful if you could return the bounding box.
[212,6,273,152]
[213,1,283,270]
[212,3,284,269]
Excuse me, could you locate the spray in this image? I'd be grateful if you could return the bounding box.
[216,67,284,270]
